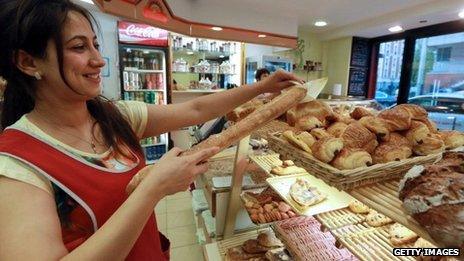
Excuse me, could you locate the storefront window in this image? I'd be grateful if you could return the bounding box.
[374,40,405,108]
[408,32,464,131]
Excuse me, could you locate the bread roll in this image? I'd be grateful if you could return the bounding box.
[378,107,412,131]
[296,131,316,147]
[399,152,464,248]
[413,133,445,156]
[341,122,378,154]
[358,116,390,141]
[332,148,372,170]
[184,86,307,156]
[405,120,430,146]
[439,130,464,149]
[373,133,412,163]
[296,115,324,131]
[327,122,348,138]
[350,107,374,120]
[286,100,333,126]
[311,137,344,163]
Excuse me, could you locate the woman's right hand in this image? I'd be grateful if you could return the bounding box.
[126,147,219,196]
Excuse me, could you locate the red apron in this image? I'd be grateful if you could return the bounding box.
[0,128,169,260]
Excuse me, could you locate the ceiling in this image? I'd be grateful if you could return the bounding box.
[166,0,464,39]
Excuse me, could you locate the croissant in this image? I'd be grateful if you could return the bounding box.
[405,120,430,146]
[311,137,344,163]
[419,118,438,133]
[413,133,445,156]
[282,130,311,153]
[378,107,412,131]
[296,131,316,147]
[341,122,378,154]
[373,133,412,163]
[286,100,333,126]
[350,107,374,120]
[332,148,372,170]
[310,128,333,140]
[296,116,324,131]
[439,130,464,149]
[395,104,428,121]
[328,112,355,125]
[327,122,348,138]
[358,116,390,141]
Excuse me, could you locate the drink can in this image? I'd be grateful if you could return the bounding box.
[156,73,163,89]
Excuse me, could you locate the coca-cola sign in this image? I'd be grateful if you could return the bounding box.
[118,21,168,46]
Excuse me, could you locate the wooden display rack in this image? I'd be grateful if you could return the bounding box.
[347,180,437,245]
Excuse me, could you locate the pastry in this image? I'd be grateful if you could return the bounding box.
[328,112,355,125]
[405,120,430,146]
[226,246,265,261]
[395,104,428,121]
[419,118,438,133]
[282,130,312,153]
[332,148,372,170]
[358,116,390,141]
[289,178,326,207]
[257,231,284,248]
[348,200,370,214]
[365,210,393,227]
[264,248,293,261]
[341,122,378,154]
[413,238,435,248]
[310,128,332,140]
[270,165,306,176]
[439,130,464,149]
[282,160,295,167]
[399,152,464,248]
[296,116,324,131]
[378,107,412,131]
[413,133,445,156]
[296,131,316,147]
[311,137,344,163]
[183,86,307,156]
[242,239,271,254]
[389,223,419,246]
[286,100,333,126]
[373,133,413,163]
[350,107,374,120]
[326,122,348,138]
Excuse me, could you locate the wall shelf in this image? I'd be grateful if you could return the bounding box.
[123,68,164,73]
[173,71,235,76]
[124,89,164,92]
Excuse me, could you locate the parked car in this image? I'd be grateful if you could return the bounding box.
[406,94,464,131]
[374,91,397,108]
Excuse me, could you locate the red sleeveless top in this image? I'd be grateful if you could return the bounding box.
[0,128,169,260]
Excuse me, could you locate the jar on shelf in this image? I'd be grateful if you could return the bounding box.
[210,62,220,74]
[219,61,232,74]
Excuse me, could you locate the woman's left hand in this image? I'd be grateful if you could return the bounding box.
[254,69,304,94]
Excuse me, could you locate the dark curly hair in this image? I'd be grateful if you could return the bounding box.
[255,68,270,81]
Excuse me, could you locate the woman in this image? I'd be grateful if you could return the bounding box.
[0,0,302,260]
[255,68,270,82]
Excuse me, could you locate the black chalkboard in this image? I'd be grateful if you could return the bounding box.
[348,37,371,97]
[348,68,368,96]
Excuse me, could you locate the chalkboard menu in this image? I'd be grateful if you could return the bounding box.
[348,37,371,96]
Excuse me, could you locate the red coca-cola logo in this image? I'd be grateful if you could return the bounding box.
[126,24,160,39]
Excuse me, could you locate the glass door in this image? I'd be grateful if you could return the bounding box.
[374,39,405,108]
[407,32,464,131]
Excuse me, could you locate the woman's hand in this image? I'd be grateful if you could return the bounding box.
[126,147,219,196]
[254,69,304,94]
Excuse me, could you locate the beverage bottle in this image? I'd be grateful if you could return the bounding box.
[128,52,134,68]
[140,51,145,69]
[122,53,128,68]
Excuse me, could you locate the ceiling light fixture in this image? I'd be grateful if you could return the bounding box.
[258,34,267,38]
[314,21,327,27]
[211,26,223,31]
[459,10,464,18]
[388,25,403,32]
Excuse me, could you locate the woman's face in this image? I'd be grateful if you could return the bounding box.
[259,73,269,81]
[37,11,105,100]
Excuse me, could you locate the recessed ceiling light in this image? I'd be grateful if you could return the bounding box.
[314,21,327,27]
[388,25,403,32]
[258,34,267,38]
[211,27,223,31]
[459,10,464,18]
[187,51,194,55]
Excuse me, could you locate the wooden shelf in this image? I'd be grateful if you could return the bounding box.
[123,67,164,73]
[172,71,235,76]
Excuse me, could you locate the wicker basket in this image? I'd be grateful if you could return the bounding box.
[251,120,296,139]
[268,133,441,190]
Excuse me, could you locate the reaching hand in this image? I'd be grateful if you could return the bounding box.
[126,147,219,196]
[255,69,304,94]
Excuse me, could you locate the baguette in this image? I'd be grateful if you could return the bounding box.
[182,85,307,156]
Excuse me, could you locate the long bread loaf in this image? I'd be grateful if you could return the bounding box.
[182,85,307,156]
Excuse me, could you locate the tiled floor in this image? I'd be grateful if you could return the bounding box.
[155,190,205,261]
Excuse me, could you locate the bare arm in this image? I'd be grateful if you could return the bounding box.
[143,70,303,138]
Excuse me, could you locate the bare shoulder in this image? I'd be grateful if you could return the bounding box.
[0,177,68,259]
